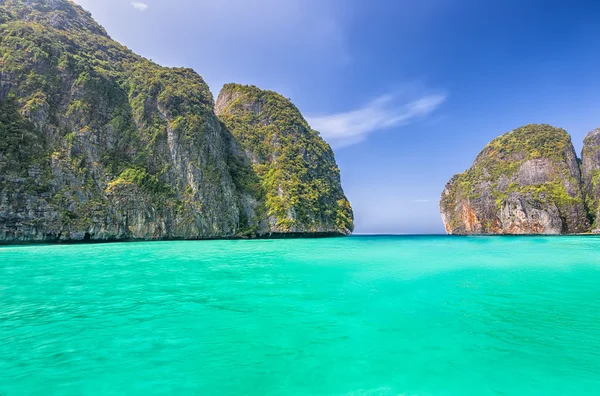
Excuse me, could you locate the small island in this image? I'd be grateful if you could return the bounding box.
[440,124,600,235]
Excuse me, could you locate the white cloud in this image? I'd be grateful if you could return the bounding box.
[131,2,148,11]
[307,93,446,148]
[412,199,431,203]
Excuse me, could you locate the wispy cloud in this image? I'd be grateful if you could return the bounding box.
[307,93,446,148]
[131,2,148,11]
[412,199,431,203]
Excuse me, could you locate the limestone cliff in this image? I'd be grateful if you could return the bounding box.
[440,124,589,235]
[0,0,353,242]
[581,128,600,232]
[216,84,353,235]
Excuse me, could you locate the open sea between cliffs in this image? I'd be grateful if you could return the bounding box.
[2,236,600,395]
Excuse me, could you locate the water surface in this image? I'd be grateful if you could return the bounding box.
[1,236,600,395]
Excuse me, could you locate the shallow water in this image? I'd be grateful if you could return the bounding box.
[1,236,600,395]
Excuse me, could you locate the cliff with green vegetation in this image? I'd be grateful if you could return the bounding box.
[0,0,353,242]
[581,128,600,232]
[216,84,353,235]
[440,124,590,235]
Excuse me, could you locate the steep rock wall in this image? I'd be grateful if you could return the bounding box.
[440,124,589,235]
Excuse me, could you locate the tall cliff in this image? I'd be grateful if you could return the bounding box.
[0,0,353,242]
[440,124,589,235]
[216,84,353,235]
[581,128,600,232]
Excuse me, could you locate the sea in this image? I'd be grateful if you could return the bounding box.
[1,236,599,395]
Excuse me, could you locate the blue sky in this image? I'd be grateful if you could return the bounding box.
[73,0,600,234]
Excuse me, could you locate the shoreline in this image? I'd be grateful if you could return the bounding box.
[0,231,349,246]
[3,232,600,247]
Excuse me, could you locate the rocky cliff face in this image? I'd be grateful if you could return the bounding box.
[0,0,353,242]
[581,128,600,232]
[216,84,353,235]
[440,124,589,235]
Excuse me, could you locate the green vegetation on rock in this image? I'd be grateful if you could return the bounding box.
[0,94,44,171]
[0,0,353,242]
[581,129,600,229]
[440,124,589,235]
[216,84,353,235]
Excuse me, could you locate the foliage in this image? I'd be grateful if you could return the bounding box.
[218,84,354,233]
[451,124,578,201]
[0,94,43,169]
[442,124,589,233]
[0,0,353,239]
[0,0,230,238]
[107,168,175,197]
[480,124,572,162]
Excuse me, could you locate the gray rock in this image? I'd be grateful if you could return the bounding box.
[581,128,600,227]
[0,0,353,243]
[440,124,589,235]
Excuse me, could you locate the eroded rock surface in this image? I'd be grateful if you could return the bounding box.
[0,0,353,242]
[440,124,589,235]
[581,128,600,232]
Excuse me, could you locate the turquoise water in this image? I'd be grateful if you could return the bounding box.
[1,236,600,395]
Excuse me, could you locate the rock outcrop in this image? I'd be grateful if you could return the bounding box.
[440,124,589,235]
[216,84,353,236]
[581,128,600,232]
[0,0,353,242]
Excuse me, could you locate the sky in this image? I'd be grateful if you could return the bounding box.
[72,0,600,234]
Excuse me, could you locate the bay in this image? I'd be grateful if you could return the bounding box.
[1,236,600,395]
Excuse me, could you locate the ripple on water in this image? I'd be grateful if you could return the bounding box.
[1,236,600,395]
